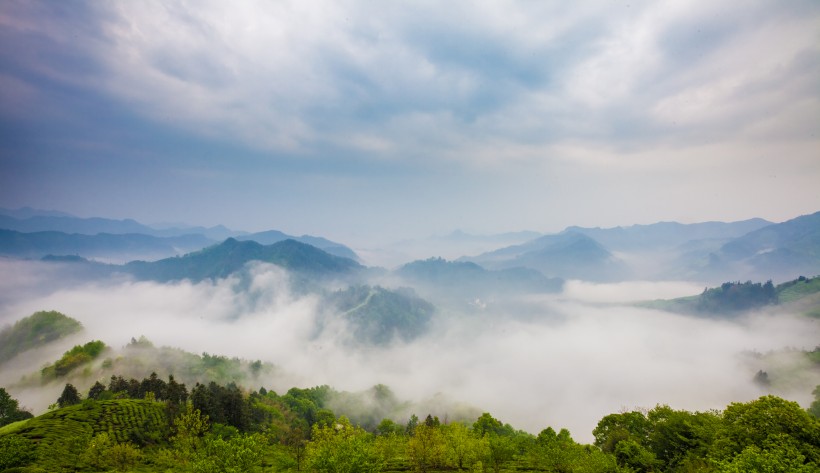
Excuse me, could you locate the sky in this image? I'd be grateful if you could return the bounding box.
[1,0,819,247]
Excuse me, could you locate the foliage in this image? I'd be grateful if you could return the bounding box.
[776,275,820,303]
[710,395,820,466]
[306,416,384,473]
[0,434,36,470]
[5,374,820,473]
[0,388,33,427]
[57,383,81,408]
[696,280,777,313]
[41,340,107,379]
[0,310,82,364]
[407,423,446,473]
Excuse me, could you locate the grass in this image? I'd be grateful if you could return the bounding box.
[0,418,30,435]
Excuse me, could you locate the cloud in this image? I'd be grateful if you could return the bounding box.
[1,260,817,442]
[1,0,818,241]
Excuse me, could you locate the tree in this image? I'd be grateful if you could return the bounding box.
[809,385,820,418]
[441,421,483,470]
[57,383,81,407]
[172,401,211,463]
[305,416,383,473]
[711,396,820,468]
[592,410,650,453]
[87,381,107,400]
[407,423,445,473]
[0,388,32,427]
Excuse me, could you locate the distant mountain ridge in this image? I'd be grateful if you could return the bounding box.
[701,211,820,282]
[564,218,772,250]
[0,229,212,262]
[125,238,362,283]
[462,231,628,281]
[0,211,359,262]
[397,257,563,294]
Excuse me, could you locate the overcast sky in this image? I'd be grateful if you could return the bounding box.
[1,1,818,246]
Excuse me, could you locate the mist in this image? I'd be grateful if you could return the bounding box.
[1,260,817,443]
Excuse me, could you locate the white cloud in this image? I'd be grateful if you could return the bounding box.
[1,262,818,442]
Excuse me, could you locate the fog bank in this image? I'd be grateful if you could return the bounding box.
[1,261,817,442]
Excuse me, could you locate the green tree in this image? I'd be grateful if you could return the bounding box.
[592,410,650,453]
[192,434,264,473]
[407,423,446,473]
[57,383,81,407]
[442,421,483,470]
[0,387,32,427]
[614,439,658,472]
[809,385,820,418]
[172,401,211,463]
[650,406,720,471]
[305,416,383,473]
[716,436,817,473]
[710,395,820,466]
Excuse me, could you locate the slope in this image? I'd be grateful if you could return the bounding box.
[124,238,362,283]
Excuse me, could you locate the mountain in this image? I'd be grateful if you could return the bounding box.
[237,230,359,261]
[0,229,214,262]
[639,275,820,317]
[0,213,358,261]
[0,214,158,235]
[396,257,563,297]
[0,207,74,219]
[323,285,435,344]
[700,211,820,282]
[124,238,363,283]
[565,218,772,251]
[0,311,83,364]
[463,231,627,281]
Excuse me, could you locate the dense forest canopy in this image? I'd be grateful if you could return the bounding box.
[1,377,819,472]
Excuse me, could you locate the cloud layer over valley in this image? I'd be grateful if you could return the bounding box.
[1,260,817,442]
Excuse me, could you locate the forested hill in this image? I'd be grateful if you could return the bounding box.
[124,238,363,282]
[640,275,820,316]
[1,379,818,472]
[0,311,82,364]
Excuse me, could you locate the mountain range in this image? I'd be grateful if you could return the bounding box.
[2,207,819,284]
[0,210,359,262]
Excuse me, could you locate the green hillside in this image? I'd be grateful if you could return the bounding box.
[2,399,168,471]
[0,311,82,364]
[639,275,820,316]
[125,238,362,282]
[325,285,435,344]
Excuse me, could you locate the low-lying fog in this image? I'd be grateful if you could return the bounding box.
[1,260,818,443]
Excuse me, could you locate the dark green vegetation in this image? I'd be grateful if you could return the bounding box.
[324,286,435,344]
[1,380,818,472]
[0,388,32,428]
[639,275,820,316]
[40,341,107,380]
[0,311,82,364]
[14,335,275,393]
[125,238,362,283]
